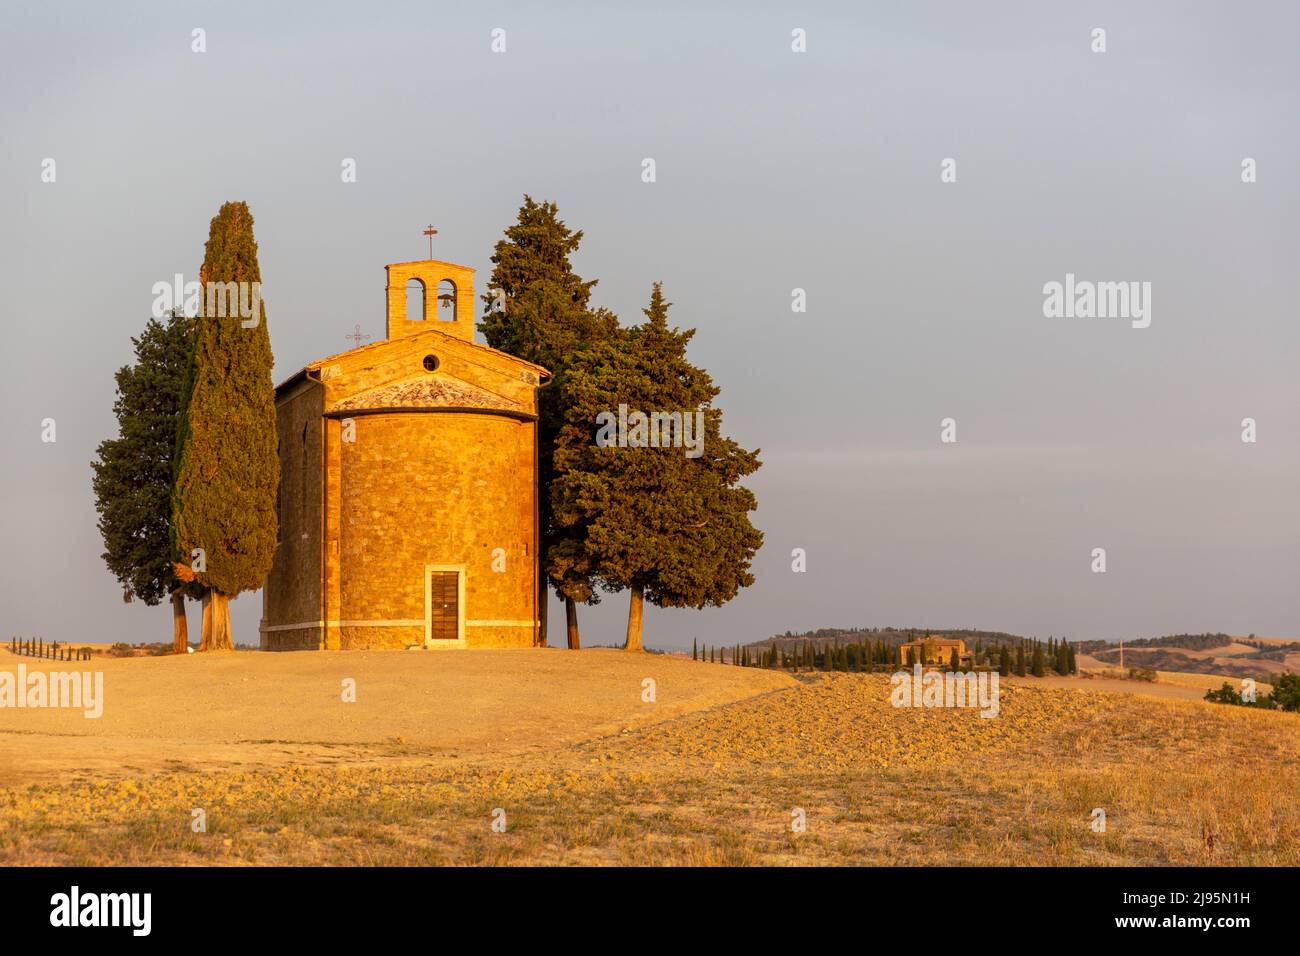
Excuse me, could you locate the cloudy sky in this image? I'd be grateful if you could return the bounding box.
[1,0,1296,650]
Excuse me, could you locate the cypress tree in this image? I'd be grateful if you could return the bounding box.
[171,202,279,650]
[92,310,197,652]
[1015,643,1027,677]
[550,283,761,651]
[481,197,615,649]
[949,648,959,671]
[692,637,698,661]
[1031,642,1046,677]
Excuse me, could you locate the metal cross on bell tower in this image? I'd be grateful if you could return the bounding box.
[422,224,438,259]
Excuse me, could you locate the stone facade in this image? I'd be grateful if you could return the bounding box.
[261,258,549,651]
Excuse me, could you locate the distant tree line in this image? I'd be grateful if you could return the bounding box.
[1074,633,1232,655]
[765,627,1031,652]
[691,634,1077,676]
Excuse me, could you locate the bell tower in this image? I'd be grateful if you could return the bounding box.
[385,259,475,343]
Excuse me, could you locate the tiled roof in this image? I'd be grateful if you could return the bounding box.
[306,327,548,376]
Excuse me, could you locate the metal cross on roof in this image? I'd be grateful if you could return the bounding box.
[423,224,438,259]
[345,324,371,348]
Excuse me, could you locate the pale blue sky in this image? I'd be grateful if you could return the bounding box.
[1,1,1297,649]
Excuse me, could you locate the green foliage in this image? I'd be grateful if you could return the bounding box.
[92,311,194,605]
[949,648,959,671]
[1204,682,1243,705]
[550,283,762,616]
[171,202,279,596]
[479,195,597,346]
[480,197,618,610]
[1273,672,1300,711]
[1204,672,1300,712]
[1030,642,1045,677]
[1055,640,1071,675]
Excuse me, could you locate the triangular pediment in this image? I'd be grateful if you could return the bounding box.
[327,375,528,416]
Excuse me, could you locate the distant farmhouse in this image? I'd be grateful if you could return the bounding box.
[899,637,969,666]
[261,258,549,651]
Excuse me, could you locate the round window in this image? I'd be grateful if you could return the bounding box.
[422,354,439,372]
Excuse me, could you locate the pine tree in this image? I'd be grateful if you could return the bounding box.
[171,202,279,649]
[92,310,197,652]
[550,283,761,651]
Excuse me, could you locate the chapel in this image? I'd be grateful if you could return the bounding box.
[260,257,548,650]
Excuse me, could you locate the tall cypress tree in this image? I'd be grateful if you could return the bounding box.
[171,201,279,650]
[480,197,616,649]
[550,283,762,651]
[92,310,196,651]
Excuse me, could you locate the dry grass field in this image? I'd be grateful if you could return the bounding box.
[2,649,1297,866]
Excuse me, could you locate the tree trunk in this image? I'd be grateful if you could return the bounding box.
[624,584,644,652]
[565,596,580,650]
[199,590,234,651]
[537,575,548,647]
[171,590,188,654]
